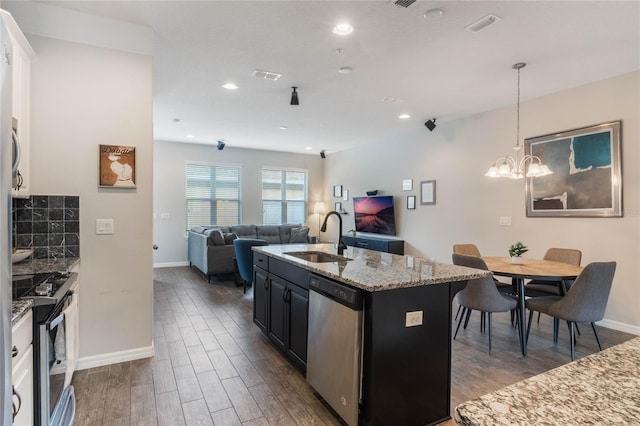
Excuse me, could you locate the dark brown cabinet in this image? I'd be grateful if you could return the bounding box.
[254,254,310,371]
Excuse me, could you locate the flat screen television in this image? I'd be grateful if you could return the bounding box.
[353,195,397,236]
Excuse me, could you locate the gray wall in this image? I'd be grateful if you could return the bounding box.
[324,71,640,333]
[28,34,154,362]
[153,141,324,266]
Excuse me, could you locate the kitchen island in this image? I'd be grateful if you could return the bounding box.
[253,243,489,426]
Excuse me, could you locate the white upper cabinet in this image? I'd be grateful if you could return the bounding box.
[1,10,35,198]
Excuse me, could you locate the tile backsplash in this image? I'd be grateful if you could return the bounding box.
[12,195,80,259]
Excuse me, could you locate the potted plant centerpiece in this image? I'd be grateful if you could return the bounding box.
[348,229,357,237]
[509,242,528,264]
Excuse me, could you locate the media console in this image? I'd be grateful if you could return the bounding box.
[342,234,404,255]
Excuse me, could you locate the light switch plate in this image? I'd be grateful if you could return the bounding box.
[96,218,114,235]
[499,216,512,226]
[405,311,423,327]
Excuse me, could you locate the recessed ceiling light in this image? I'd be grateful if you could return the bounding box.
[186,134,195,139]
[423,8,444,21]
[335,48,344,54]
[399,114,411,119]
[280,126,288,130]
[222,83,239,90]
[332,23,353,35]
[173,118,181,124]
[338,67,353,74]
[305,146,313,150]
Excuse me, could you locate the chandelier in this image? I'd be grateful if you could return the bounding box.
[485,63,552,179]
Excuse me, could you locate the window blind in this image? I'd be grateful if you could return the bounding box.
[261,168,307,225]
[186,163,241,229]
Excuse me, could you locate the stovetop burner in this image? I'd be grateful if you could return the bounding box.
[12,271,72,300]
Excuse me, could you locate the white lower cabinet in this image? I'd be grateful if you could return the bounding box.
[12,310,33,426]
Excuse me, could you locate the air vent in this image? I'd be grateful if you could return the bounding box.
[393,0,416,8]
[251,69,282,81]
[465,13,502,33]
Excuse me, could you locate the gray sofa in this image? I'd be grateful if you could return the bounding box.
[188,224,312,282]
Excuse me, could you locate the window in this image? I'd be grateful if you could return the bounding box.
[186,162,241,229]
[262,168,308,225]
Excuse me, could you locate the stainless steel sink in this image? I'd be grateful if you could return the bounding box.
[284,251,353,263]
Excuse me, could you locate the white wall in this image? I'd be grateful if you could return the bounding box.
[153,141,324,266]
[28,35,154,362]
[324,71,640,334]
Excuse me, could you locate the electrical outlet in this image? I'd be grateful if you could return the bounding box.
[405,311,423,327]
[499,216,512,226]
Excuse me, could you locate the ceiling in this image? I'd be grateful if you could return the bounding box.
[31,1,640,154]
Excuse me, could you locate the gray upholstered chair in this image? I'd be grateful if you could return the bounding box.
[452,254,518,353]
[525,262,616,361]
[525,248,582,297]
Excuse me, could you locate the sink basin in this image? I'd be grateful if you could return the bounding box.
[284,251,353,263]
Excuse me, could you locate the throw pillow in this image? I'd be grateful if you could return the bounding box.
[223,232,238,245]
[289,226,310,243]
[205,228,225,246]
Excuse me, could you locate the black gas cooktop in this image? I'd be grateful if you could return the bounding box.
[12,271,73,300]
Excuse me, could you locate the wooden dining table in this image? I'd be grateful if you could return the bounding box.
[482,257,584,356]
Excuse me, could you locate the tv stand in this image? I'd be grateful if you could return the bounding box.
[342,234,404,255]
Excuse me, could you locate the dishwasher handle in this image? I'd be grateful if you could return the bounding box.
[310,274,363,310]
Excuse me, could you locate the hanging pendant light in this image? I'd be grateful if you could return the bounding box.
[485,63,552,179]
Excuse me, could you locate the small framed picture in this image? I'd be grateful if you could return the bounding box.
[407,196,416,210]
[402,179,413,191]
[420,180,436,205]
[99,144,136,188]
[342,189,349,201]
[334,201,342,212]
[333,185,343,198]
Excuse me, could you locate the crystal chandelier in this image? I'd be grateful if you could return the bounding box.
[485,63,552,179]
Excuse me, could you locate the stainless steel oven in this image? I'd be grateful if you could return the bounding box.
[12,272,78,425]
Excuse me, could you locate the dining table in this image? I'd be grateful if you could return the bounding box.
[481,257,583,356]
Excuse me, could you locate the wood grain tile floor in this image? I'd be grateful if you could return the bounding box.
[72,266,635,425]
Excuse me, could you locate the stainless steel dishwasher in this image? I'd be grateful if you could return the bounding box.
[307,273,364,426]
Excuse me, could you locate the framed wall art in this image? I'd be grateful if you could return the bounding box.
[420,180,436,205]
[333,185,343,198]
[407,196,416,210]
[525,121,622,217]
[334,201,342,212]
[99,145,136,188]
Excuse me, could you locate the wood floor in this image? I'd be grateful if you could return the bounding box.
[72,266,635,425]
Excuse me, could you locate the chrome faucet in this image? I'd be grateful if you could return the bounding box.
[320,211,348,255]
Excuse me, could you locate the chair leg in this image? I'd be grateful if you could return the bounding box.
[463,308,472,329]
[488,312,492,354]
[455,305,462,320]
[553,318,559,343]
[569,321,576,361]
[591,322,603,351]
[243,279,247,294]
[454,310,465,340]
[480,312,485,333]
[575,323,581,336]
[537,311,541,323]
[526,309,534,344]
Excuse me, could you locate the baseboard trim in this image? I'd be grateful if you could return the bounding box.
[76,344,155,370]
[597,319,640,336]
[153,261,189,268]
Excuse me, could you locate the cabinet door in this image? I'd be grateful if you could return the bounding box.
[286,284,309,369]
[253,268,269,333]
[12,345,33,426]
[268,276,287,352]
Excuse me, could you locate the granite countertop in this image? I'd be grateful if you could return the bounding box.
[454,337,640,425]
[12,299,33,326]
[11,257,80,326]
[254,244,490,292]
[12,257,80,275]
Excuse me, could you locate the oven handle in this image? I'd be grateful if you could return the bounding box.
[50,312,64,329]
[45,290,74,327]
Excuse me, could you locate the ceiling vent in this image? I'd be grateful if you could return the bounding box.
[251,69,282,81]
[465,13,502,33]
[392,0,416,8]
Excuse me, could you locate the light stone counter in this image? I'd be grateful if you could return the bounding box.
[12,257,80,275]
[11,299,33,326]
[454,337,640,425]
[254,243,490,292]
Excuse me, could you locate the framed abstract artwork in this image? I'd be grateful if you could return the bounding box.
[420,180,436,205]
[525,121,622,217]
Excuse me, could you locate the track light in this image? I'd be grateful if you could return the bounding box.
[320,150,326,159]
[424,118,437,131]
[217,140,226,151]
[290,87,299,105]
